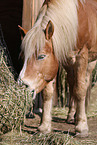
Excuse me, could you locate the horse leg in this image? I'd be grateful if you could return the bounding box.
[38,80,53,133]
[67,96,76,124]
[74,45,89,137]
[85,60,97,110]
[66,69,76,124]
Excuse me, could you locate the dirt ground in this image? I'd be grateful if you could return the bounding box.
[23,115,97,144]
[23,83,97,144]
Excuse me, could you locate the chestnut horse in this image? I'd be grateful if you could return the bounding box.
[18,0,97,137]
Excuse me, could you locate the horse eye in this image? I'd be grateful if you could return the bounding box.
[37,54,46,60]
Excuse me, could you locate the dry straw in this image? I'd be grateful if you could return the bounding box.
[0,46,33,134]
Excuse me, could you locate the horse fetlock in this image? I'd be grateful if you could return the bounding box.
[67,112,75,124]
[38,122,51,133]
[75,120,88,137]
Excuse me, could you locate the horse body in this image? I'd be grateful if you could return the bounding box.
[18,0,97,137]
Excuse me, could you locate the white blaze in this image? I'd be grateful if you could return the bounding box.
[19,59,27,79]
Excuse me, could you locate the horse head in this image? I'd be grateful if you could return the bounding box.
[18,21,58,94]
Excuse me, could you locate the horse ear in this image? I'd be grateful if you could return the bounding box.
[18,25,28,40]
[45,20,54,40]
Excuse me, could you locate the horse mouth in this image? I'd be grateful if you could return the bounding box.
[18,76,47,95]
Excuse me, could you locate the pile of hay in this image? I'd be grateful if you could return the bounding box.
[0,46,32,134]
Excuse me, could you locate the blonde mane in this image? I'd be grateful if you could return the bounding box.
[22,0,85,63]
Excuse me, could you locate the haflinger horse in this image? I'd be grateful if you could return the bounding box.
[18,0,97,137]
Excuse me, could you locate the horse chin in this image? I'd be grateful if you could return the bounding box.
[34,81,47,94]
[26,78,47,94]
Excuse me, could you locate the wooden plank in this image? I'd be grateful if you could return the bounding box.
[31,0,35,26]
[22,0,32,30]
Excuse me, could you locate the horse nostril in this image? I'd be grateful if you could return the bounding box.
[18,78,29,88]
[25,84,29,88]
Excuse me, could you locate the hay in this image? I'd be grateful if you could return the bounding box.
[0,46,33,134]
[0,130,81,145]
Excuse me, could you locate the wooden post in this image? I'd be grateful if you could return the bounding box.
[22,0,44,30]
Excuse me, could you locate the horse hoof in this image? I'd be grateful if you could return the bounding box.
[76,130,88,138]
[38,124,51,134]
[75,121,88,137]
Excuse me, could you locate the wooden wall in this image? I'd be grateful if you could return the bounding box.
[0,0,23,75]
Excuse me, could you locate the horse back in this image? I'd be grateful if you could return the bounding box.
[77,0,97,51]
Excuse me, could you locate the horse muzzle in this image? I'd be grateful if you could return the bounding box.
[18,77,35,93]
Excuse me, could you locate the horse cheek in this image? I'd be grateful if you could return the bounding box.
[43,58,58,81]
